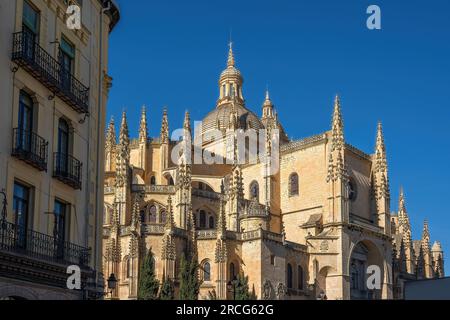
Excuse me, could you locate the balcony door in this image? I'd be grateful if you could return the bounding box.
[57,118,69,175]
[13,182,31,249]
[18,91,33,152]
[54,200,68,259]
[59,37,75,91]
[22,0,40,60]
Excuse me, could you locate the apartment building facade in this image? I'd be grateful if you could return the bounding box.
[0,0,119,300]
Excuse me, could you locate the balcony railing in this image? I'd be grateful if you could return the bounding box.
[131,184,175,194]
[11,128,48,171]
[11,31,89,114]
[192,188,224,201]
[53,153,82,190]
[0,220,90,267]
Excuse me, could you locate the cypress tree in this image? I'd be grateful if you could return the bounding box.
[178,254,200,300]
[137,248,160,300]
[235,273,252,300]
[159,277,175,300]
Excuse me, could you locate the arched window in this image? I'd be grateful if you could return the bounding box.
[199,210,206,229]
[250,181,259,201]
[169,177,174,186]
[229,263,236,280]
[297,266,304,290]
[348,179,357,201]
[230,84,235,97]
[222,84,226,97]
[150,176,156,185]
[203,262,211,281]
[289,173,299,196]
[209,215,215,229]
[287,263,293,289]
[160,210,167,224]
[149,205,157,223]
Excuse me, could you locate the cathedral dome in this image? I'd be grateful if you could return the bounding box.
[201,102,264,139]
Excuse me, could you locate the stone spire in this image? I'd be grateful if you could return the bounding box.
[160,108,169,144]
[331,95,344,152]
[165,195,175,231]
[421,220,431,251]
[375,122,386,169]
[119,111,130,149]
[398,187,409,226]
[130,193,141,234]
[327,95,347,183]
[217,197,227,240]
[116,111,130,186]
[373,121,390,233]
[262,89,275,120]
[183,110,191,134]
[106,117,116,150]
[139,105,148,143]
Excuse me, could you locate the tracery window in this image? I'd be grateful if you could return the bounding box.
[203,262,211,281]
[289,173,299,196]
[249,181,259,201]
[149,205,157,223]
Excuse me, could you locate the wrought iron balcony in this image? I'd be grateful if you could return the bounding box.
[0,219,90,267]
[53,153,83,190]
[11,128,48,171]
[11,31,89,114]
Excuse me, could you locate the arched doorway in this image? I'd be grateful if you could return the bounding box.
[349,240,384,300]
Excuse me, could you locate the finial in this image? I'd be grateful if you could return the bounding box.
[227,41,235,67]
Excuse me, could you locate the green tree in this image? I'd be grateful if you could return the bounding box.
[159,277,175,300]
[235,273,252,300]
[178,254,200,300]
[137,248,160,300]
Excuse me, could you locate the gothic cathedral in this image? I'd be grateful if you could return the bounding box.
[102,45,445,300]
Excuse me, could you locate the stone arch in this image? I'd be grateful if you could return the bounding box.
[317,265,337,299]
[191,179,216,192]
[348,239,385,300]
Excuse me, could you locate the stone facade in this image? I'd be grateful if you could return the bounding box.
[0,0,119,300]
[102,45,445,300]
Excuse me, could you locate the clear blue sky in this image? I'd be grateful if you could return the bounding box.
[107,0,450,273]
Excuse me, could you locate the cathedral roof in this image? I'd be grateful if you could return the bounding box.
[201,102,264,139]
